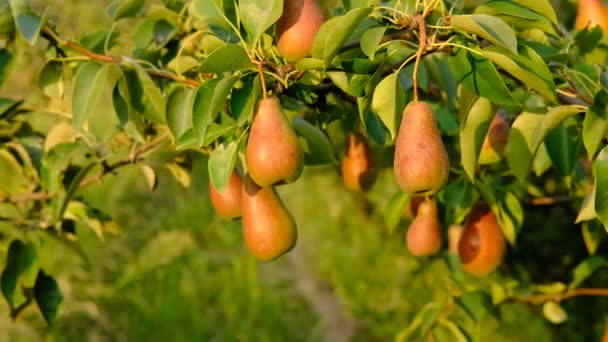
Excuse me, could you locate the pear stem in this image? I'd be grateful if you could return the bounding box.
[255,61,268,99]
[412,14,427,103]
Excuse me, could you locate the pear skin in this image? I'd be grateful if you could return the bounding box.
[575,0,608,31]
[394,101,449,196]
[341,133,377,192]
[478,111,510,165]
[209,169,243,220]
[246,97,304,187]
[242,173,297,261]
[458,205,506,276]
[276,0,325,62]
[406,198,442,256]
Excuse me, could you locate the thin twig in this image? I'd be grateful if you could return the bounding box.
[412,15,427,103]
[523,195,573,206]
[516,288,608,304]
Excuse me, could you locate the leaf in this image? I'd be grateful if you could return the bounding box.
[443,180,476,224]
[475,0,556,35]
[544,117,581,178]
[505,112,544,181]
[395,302,442,342]
[360,26,386,59]
[53,162,97,223]
[0,148,30,195]
[165,163,191,188]
[196,44,254,73]
[1,240,37,308]
[176,129,197,150]
[129,64,166,124]
[576,185,596,223]
[192,76,238,146]
[37,61,64,100]
[383,191,409,234]
[568,256,607,289]
[459,96,494,182]
[494,191,523,246]
[451,14,517,53]
[239,0,283,44]
[231,74,261,126]
[372,72,405,139]
[327,72,370,97]
[583,89,608,159]
[0,97,21,119]
[437,319,471,342]
[0,49,13,89]
[72,62,115,133]
[582,220,605,255]
[208,139,239,193]
[40,142,80,193]
[594,147,608,230]
[34,270,62,324]
[311,7,372,62]
[140,165,157,190]
[166,86,195,139]
[108,0,146,21]
[189,0,224,23]
[513,0,557,23]
[454,291,497,323]
[292,116,336,166]
[543,301,567,324]
[450,46,516,105]
[11,5,47,46]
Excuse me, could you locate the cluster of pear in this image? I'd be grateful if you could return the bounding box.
[210,98,303,261]
[394,101,508,276]
[341,133,377,192]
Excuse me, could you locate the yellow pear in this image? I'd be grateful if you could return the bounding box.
[242,173,297,261]
[275,0,325,62]
[406,198,442,256]
[341,133,376,192]
[458,205,506,276]
[394,101,449,196]
[478,111,510,165]
[246,97,304,187]
[209,169,243,220]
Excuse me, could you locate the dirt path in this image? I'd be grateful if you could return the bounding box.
[287,241,358,342]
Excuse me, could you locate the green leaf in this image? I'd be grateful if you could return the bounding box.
[371,72,405,140]
[295,57,326,70]
[196,44,254,73]
[231,74,261,126]
[583,90,608,159]
[11,6,46,46]
[208,139,240,193]
[568,256,607,289]
[383,191,409,234]
[0,49,14,89]
[113,74,146,143]
[53,162,97,223]
[443,180,476,224]
[40,142,80,193]
[37,61,64,100]
[594,146,608,230]
[437,319,471,342]
[292,116,336,165]
[0,149,30,195]
[582,220,605,255]
[395,302,442,342]
[494,191,523,246]
[192,76,238,146]
[33,270,63,324]
[544,117,581,178]
[542,301,567,324]
[130,64,166,124]
[166,86,195,139]
[450,46,516,105]
[239,0,283,44]
[454,291,497,323]
[108,0,146,21]
[72,62,115,133]
[176,129,197,151]
[459,96,494,182]
[481,45,556,102]
[311,7,372,62]
[360,26,386,59]
[189,0,224,23]
[475,0,556,35]
[451,14,517,53]
[0,97,21,119]
[327,72,370,97]
[576,185,596,223]
[1,240,37,308]
[513,0,557,23]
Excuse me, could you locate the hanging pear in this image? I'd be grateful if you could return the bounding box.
[394,101,449,196]
[406,197,442,256]
[275,0,325,62]
[242,173,297,261]
[209,169,243,220]
[478,111,510,165]
[341,133,376,192]
[458,204,506,276]
[246,97,304,187]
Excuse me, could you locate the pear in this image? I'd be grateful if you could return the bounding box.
[406,198,441,256]
[341,133,376,192]
[246,97,304,187]
[403,196,424,219]
[575,0,608,31]
[447,224,463,255]
[478,111,510,165]
[275,0,325,62]
[458,205,506,276]
[394,101,449,196]
[209,169,243,220]
[242,173,297,261]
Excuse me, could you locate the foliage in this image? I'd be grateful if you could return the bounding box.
[0,0,607,340]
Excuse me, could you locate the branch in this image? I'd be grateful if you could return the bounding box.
[40,27,202,87]
[523,195,573,206]
[516,288,608,304]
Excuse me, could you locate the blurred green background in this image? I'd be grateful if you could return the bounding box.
[0,0,606,341]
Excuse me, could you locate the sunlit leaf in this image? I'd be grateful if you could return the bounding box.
[459,96,494,181]
[239,0,283,44]
[451,14,517,53]
[292,116,336,165]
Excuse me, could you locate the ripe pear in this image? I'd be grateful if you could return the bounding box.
[242,173,297,261]
[575,0,608,31]
[275,0,325,62]
[341,133,376,192]
[246,97,304,187]
[403,196,424,219]
[478,111,510,165]
[209,169,243,220]
[458,205,506,276]
[406,198,442,256]
[394,101,449,196]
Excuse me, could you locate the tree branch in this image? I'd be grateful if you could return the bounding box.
[516,288,608,304]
